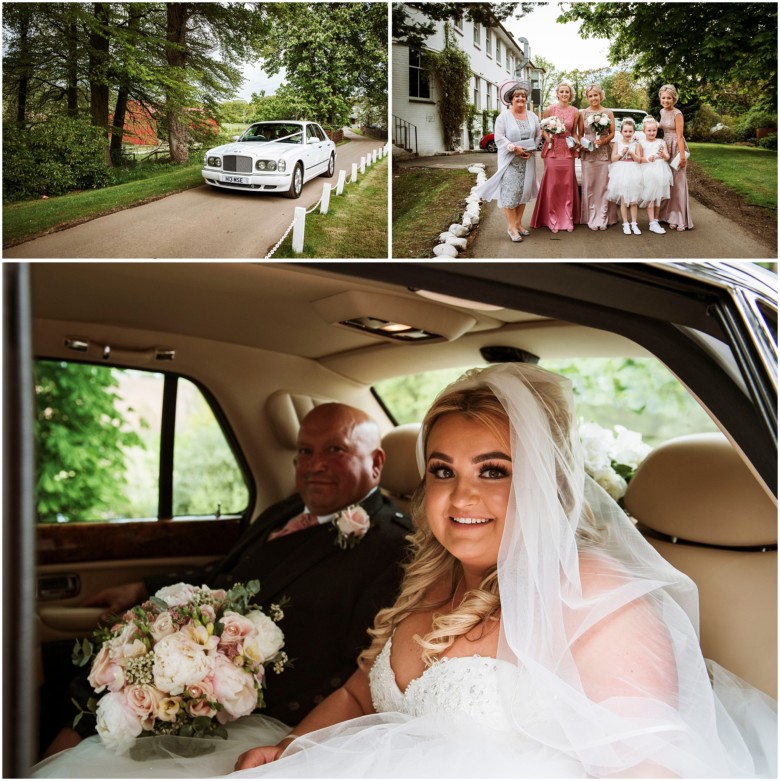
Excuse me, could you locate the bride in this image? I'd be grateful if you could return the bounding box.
[35,364,777,778]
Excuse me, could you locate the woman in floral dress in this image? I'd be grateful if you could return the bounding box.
[577,83,617,231]
[658,84,694,231]
[473,80,542,243]
[530,82,581,233]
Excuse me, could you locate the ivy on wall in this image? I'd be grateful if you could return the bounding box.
[424,25,472,150]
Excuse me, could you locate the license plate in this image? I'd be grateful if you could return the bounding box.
[221,175,249,184]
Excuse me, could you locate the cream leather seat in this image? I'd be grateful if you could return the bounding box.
[380,423,422,515]
[624,432,777,697]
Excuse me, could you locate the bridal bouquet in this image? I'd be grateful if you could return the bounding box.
[540,115,567,148]
[72,580,289,754]
[579,422,652,502]
[585,111,611,136]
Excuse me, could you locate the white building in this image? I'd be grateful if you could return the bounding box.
[393,7,545,157]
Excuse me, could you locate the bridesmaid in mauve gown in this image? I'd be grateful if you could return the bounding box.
[578,83,617,231]
[531,82,580,233]
[658,84,694,231]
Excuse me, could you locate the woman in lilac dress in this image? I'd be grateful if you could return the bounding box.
[577,83,617,231]
[658,84,694,231]
[530,82,580,233]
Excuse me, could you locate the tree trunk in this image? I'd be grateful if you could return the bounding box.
[89,2,111,164]
[66,15,79,117]
[165,3,190,164]
[15,8,31,128]
[110,87,129,166]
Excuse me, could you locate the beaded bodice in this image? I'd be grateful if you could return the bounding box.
[369,637,515,731]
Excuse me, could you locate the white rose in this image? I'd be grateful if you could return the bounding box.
[612,425,652,468]
[579,421,614,472]
[593,466,628,501]
[95,691,143,754]
[243,610,285,664]
[210,655,258,723]
[154,582,198,607]
[152,631,213,695]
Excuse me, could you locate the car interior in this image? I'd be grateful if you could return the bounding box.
[3,261,776,773]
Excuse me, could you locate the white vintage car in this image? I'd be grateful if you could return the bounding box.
[201,120,336,199]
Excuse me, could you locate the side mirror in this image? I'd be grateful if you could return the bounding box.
[232,135,240,141]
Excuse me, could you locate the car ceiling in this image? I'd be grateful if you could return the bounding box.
[29,262,647,384]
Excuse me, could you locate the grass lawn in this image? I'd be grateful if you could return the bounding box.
[3,161,204,247]
[270,157,387,259]
[687,143,777,210]
[392,167,475,258]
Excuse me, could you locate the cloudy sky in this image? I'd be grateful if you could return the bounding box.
[504,3,612,72]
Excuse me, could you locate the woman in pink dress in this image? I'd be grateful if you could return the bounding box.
[658,84,694,231]
[577,83,617,231]
[530,82,580,233]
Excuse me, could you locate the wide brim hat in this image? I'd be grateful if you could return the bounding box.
[500,79,531,106]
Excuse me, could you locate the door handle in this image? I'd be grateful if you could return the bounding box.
[37,574,80,600]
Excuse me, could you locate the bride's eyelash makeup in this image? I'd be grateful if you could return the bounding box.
[479,462,511,479]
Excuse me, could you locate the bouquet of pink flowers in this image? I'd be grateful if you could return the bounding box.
[72,580,289,754]
[540,115,567,148]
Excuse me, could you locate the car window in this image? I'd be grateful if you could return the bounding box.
[307,125,319,142]
[374,357,718,447]
[34,360,250,524]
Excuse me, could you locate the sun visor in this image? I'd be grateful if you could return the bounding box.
[311,290,477,343]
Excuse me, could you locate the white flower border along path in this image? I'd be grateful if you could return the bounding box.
[265,144,390,259]
[431,163,486,258]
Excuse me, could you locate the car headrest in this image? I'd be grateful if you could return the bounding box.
[265,390,333,449]
[624,433,777,548]
[381,423,422,501]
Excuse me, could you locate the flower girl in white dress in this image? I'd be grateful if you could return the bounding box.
[638,117,673,234]
[607,118,644,235]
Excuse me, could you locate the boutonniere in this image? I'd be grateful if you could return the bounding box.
[332,505,371,549]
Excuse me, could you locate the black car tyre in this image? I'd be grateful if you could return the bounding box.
[286,163,304,199]
[321,153,335,178]
[487,141,497,153]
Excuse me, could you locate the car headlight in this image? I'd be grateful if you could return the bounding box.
[207,156,221,167]
[255,160,278,172]
[277,159,286,173]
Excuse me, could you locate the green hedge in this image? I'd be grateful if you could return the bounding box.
[3,117,112,202]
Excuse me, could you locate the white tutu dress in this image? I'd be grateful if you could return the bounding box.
[606,140,643,204]
[639,139,673,206]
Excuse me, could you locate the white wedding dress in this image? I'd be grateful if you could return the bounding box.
[35,630,776,778]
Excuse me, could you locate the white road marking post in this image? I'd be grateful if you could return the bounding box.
[320,183,331,214]
[292,206,306,253]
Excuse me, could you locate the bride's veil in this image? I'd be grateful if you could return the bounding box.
[424,363,775,777]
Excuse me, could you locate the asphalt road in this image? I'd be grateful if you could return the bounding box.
[5,129,383,259]
[396,151,776,260]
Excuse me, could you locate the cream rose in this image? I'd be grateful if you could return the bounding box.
[156,695,182,722]
[125,684,163,730]
[88,644,125,693]
[210,655,258,723]
[150,611,176,642]
[95,691,143,754]
[243,610,285,664]
[152,631,213,695]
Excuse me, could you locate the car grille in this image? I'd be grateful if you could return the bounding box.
[222,155,253,174]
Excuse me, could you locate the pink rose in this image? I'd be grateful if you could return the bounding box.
[185,680,218,718]
[210,655,258,723]
[125,684,163,730]
[88,644,125,693]
[150,611,176,642]
[218,611,255,650]
[335,506,370,538]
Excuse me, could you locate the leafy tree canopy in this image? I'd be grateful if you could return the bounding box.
[558,2,777,106]
[393,2,542,49]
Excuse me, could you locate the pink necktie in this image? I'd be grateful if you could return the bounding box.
[268,512,319,540]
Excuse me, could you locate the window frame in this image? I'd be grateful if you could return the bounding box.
[408,49,431,100]
[33,356,256,527]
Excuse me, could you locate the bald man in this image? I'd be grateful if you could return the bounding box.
[46,404,411,753]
